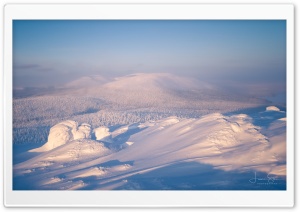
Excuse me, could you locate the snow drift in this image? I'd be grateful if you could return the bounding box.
[94,126,112,142]
[30,120,91,152]
[15,107,286,190]
[266,106,281,111]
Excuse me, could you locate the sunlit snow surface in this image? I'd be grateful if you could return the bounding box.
[13,73,286,190]
[13,108,286,190]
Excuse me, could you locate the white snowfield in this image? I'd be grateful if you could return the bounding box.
[14,107,286,190]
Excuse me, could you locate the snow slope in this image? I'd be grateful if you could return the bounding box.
[58,73,267,109]
[13,73,270,145]
[13,107,286,190]
[64,75,109,88]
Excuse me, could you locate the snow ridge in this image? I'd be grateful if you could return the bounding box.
[14,108,286,190]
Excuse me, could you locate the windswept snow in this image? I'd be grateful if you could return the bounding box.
[266,106,281,111]
[13,73,270,145]
[30,121,91,152]
[17,139,112,172]
[94,126,112,142]
[14,107,286,190]
[13,73,286,190]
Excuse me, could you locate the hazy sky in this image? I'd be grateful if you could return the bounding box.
[13,20,286,88]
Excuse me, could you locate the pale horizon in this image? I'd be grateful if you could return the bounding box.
[13,20,286,88]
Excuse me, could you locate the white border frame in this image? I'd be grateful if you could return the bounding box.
[4,4,294,207]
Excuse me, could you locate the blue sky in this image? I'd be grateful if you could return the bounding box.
[13,20,286,87]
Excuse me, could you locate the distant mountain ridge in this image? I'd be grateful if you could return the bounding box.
[64,75,110,88]
[64,73,215,91]
[58,73,268,109]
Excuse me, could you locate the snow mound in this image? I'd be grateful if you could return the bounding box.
[125,141,134,146]
[266,106,280,111]
[73,123,92,140]
[94,126,112,142]
[121,141,135,149]
[30,120,91,152]
[75,167,107,178]
[17,139,112,173]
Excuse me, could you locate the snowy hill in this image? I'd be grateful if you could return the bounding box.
[13,73,270,145]
[102,73,210,91]
[13,107,286,190]
[64,75,109,88]
[12,73,285,190]
[58,73,267,109]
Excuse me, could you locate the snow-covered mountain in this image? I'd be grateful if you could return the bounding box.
[13,106,286,190]
[64,75,110,88]
[13,73,286,190]
[14,73,269,110]
[64,73,210,91]
[13,73,270,145]
[59,73,267,109]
